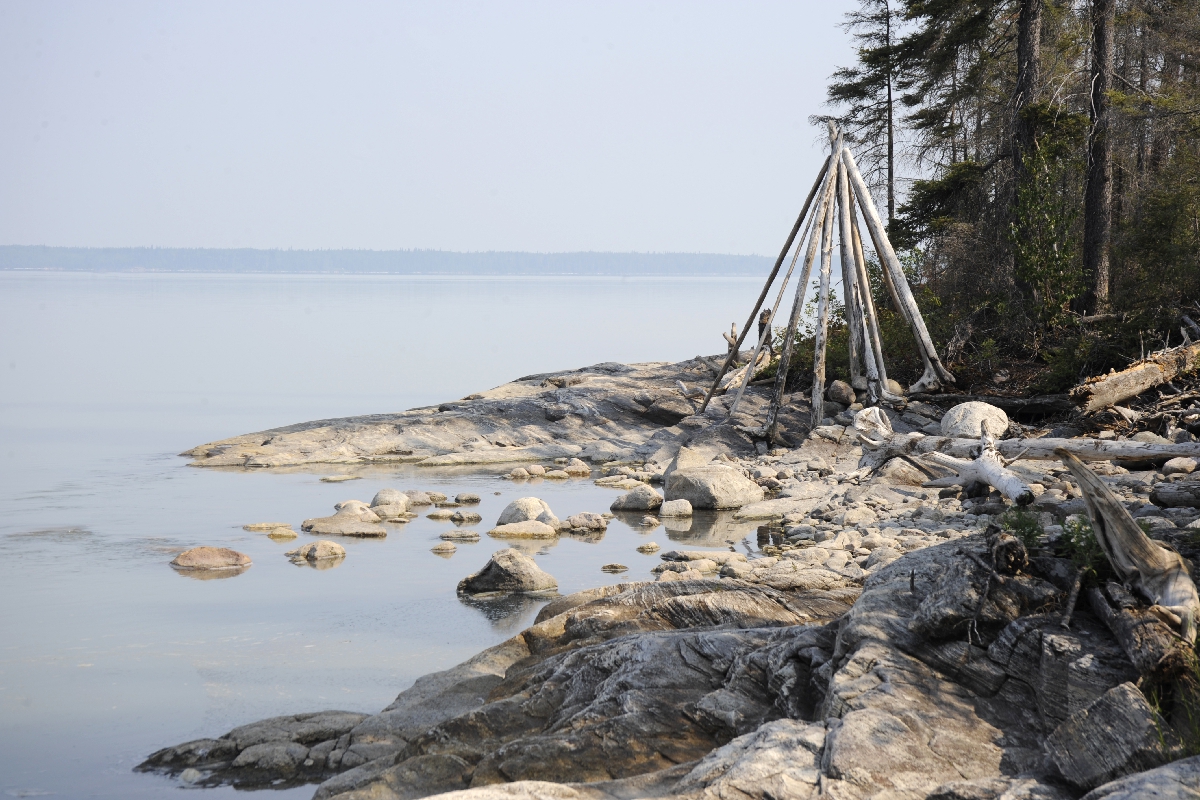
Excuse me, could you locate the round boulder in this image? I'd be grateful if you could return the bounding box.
[940,401,1009,439]
[370,489,408,509]
[171,547,251,570]
[455,493,482,504]
[665,465,764,509]
[827,379,856,406]
[286,540,345,564]
[565,512,608,531]
[496,497,556,526]
[609,484,664,512]
[658,499,693,517]
[457,548,558,595]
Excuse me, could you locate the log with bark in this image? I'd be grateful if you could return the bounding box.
[1087,583,1192,681]
[1071,341,1200,413]
[1059,449,1199,645]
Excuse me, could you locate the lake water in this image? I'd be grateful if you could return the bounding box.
[0,271,766,799]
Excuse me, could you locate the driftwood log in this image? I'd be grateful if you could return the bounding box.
[856,426,1200,465]
[1059,449,1199,644]
[1071,341,1200,413]
[1087,584,1192,680]
[922,420,1035,505]
[809,136,843,429]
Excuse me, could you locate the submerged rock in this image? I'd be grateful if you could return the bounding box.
[440,530,481,542]
[170,547,251,571]
[488,521,558,539]
[457,548,557,595]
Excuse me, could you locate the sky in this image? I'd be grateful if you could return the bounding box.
[0,1,859,254]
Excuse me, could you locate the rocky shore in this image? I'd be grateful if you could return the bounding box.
[143,355,1200,799]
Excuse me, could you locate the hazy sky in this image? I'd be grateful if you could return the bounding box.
[1,1,858,253]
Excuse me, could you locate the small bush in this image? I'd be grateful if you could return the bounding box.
[1000,506,1043,551]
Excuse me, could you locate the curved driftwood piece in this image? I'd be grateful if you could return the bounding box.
[1059,449,1199,644]
[1071,341,1200,413]
[923,420,1034,505]
[857,431,1200,465]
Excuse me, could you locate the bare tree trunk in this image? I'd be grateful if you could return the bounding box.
[1013,0,1044,182]
[1082,0,1115,314]
[811,169,840,428]
[884,0,895,228]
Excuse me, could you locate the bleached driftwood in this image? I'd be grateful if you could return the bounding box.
[856,427,1200,465]
[837,157,881,402]
[1059,449,1199,645]
[842,147,955,393]
[922,420,1034,505]
[810,163,840,429]
[1088,584,1192,680]
[1071,341,1200,413]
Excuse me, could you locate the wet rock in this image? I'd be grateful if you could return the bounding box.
[526,464,546,477]
[488,521,558,539]
[509,467,530,479]
[610,484,664,512]
[320,475,360,483]
[637,542,661,554]
[404,491,433,506]
[544,469,570,479]
[666,465,764,509]
[659,499,693,517]
[170,547,252,571]
[601,564,628,573]
[941,401,1009,438]
[496,497,557,526]
[286,540,346,564]
[457,548,557,595]
[450,510,483,524]
[427,509,455,520]
[641,515,660,527]
[828,380,856,406]
[243,522,291,532]
[563,459,591,477]
[455,493,481,504]
[1045,682,1172,790]
[431,543,456,556]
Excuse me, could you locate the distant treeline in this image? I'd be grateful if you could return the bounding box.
[0,246,770,276]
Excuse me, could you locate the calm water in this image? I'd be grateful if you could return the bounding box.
[0,271,763,799]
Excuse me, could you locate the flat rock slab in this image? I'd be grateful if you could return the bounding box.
[488,521,558,539]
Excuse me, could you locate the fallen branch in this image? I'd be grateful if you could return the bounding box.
[923,420,1035,505]
[1059,449,1198,645]
[1071,341,1200,413]
[1087,584,1192,680]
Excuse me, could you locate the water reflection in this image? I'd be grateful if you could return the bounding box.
[172,565,252,580]
[457,593,548,633]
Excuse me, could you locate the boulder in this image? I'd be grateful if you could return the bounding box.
[331,500,381,521]
[565,513,607,531]
[455,493,481,504]
[940,401,1009,438]
[1045,682,1171,790]
[637,542,661,554]
[450,510,483,524]
[301,505,387,537]
[875,457,927,486]
[497,497,556,526]
[610,484,664,512]
[659,499,693,517]
[404,491,433,506]
[509,468,530,479]
[370,489,409,512]
[527,465,546,477]
[885,378,905,396]
[170,547,251,570]
[457,549,558,595]
[431,543,457,556]
[643,396,694,426]
[666,465,765,509]
[488,521,558,539]
[827,379,856,406]
[285,540,345,563]
[1162,457,1198,475]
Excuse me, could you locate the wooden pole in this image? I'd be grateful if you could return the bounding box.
[837,157,881,404]
[849,191,892,393]
[810,161,839,429]
[842,147,955,390]
[697,154,832,413]
[725,139,841,419]
[764,173,834,443]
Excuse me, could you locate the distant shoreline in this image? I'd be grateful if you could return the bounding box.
[0,246,770,277]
